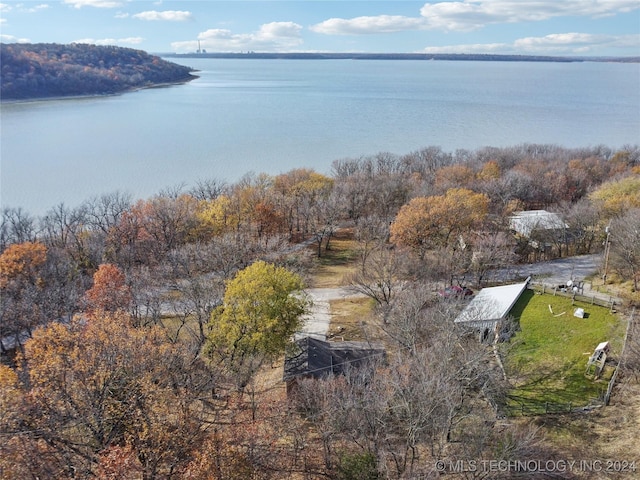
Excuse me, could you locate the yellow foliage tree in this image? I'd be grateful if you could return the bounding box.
[589,175,640,217]
[206,261,307,378]
[196,195,240,237]
[477,160,501,181]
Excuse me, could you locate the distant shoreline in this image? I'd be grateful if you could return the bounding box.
[161,52,640,63]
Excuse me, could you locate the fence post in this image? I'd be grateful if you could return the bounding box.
[605,308,635,405]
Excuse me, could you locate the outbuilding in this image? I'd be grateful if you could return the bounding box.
[454,278,530,342]
[283,336,385,395]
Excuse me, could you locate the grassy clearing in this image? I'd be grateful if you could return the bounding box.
[504,289,626,411]
[327,297,381,343]
[309,229,359,288]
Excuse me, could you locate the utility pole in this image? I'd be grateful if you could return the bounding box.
[602,224,611,284]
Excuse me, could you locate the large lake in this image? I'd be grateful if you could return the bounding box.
[1,58,639,215]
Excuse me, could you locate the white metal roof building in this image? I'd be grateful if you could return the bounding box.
[454,278,530,342]
[509,210,567,238]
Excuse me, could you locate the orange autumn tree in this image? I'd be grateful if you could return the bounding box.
[0,241,47,290]
[84,263,132,315]
[390,188,489,256]
[16,311,211,478]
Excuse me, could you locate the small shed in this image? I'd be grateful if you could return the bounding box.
[454,278,530,342]
[283,336,385,395]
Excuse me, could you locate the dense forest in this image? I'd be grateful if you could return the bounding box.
[1,143,639,479]
[0,43,197,100]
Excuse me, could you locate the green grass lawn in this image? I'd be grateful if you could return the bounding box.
[503,289,626,414]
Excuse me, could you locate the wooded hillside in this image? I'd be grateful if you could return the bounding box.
[0,43,197,100]
[1,143,639,478]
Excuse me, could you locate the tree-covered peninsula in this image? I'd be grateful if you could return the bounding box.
[0,43,197,101]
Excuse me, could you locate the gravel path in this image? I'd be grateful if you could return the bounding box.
[492,253,618,302]
[504,254,601,285]
[295,287,366,340]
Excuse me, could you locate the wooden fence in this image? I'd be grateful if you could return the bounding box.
[603,307,635,406]
[528,283,617,312]
[502,398,605,417]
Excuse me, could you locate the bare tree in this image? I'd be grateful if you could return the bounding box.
[470,231,517,287]
[167,243,225,348]
[609,208,640,291]
[377,283,434,353]
[346,245,402,307]
[561,198,602,255]
[0,207,37,252]
[82,191,132,236]
[41,203,103,271]
[307,189,343,257]
[190,178,228,201]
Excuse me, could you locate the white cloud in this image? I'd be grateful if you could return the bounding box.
[423,33,640,55]
[26,4,49,13]
[28,3,49,13]
[311,15,425,35]
[171,21,303,52]
[1,33,31,42]
[1,3,49,15]
[64,0,122,8]
[514,32,640,53]
[132,10,192,22]
[311,1,640,35]
[114,11,129,18]
[420,0,640,32]
[74,36,144,46]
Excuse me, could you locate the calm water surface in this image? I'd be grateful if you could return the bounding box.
[1,59,639,214]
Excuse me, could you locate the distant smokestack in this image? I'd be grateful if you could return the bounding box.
[197,40,201,53]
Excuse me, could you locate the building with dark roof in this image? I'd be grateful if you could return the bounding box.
[283,336,385,394]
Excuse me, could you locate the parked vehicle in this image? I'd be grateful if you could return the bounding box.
[438,285,474,298]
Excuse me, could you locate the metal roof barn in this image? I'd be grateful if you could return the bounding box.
[455,279,530,341]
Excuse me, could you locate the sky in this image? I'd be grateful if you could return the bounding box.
[1,1,639,57]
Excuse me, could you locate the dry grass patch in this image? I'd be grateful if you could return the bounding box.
[309,229,359,288]
[533,380,640,479]
[326,296,384,343]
